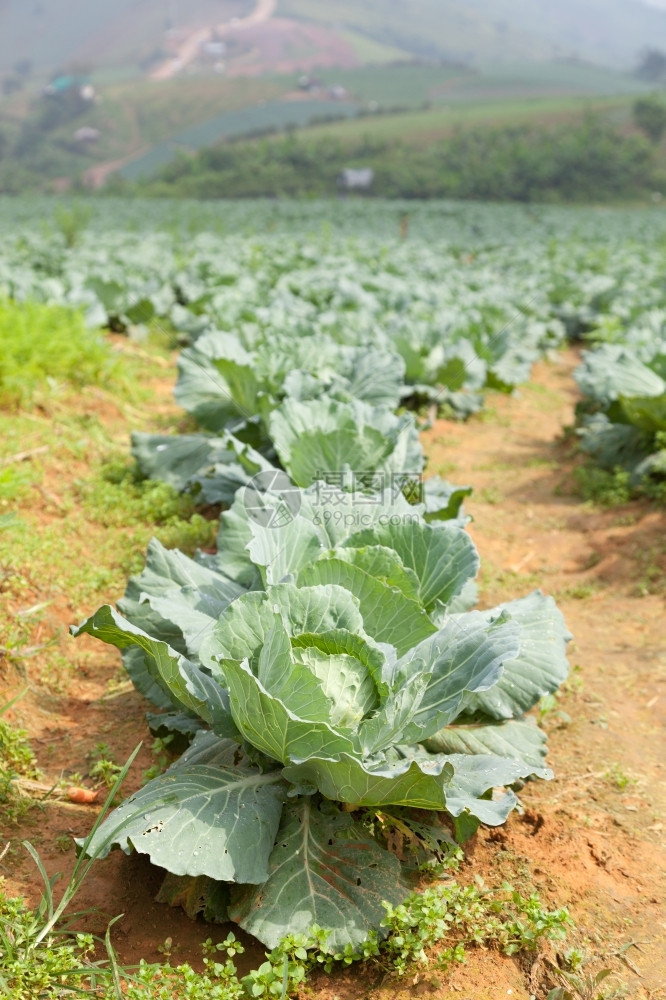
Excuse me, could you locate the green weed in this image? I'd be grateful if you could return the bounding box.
[604,763,635,791]
[475,406,511,428]
[244,881,572,997]
[547,965,624,1000]
[538,692,572,727]
[479,486,503,504]
[0,300,119,410]
[143,735,178,783]
[574,466,633,506]
[0,403,214,694]
[0,894,247,1000]
[0,463,36,504]
[0,699,39,824]
[0,858,574,999]
[557,582,599,601]
[87,742,123,789]
[77,460,216,558]
[52,202,93,248]
[643,477,666,503]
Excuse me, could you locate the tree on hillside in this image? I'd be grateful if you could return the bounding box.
[633,96,666,144]
[635,48,666,83]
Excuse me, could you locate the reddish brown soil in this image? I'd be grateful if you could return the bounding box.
[225,18,359,77]
[2,347,665,998]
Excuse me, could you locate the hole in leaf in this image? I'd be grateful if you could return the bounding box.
[143,821,164,836]
[356,877,362,886]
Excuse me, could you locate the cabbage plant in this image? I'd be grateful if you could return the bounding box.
[73,485,570,949]
[575,342,666,487]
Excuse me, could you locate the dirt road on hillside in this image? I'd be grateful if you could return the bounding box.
[150,0,277,81]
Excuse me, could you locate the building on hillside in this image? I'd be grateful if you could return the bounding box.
[73,126,101,143]
[297,74,324,93]
[328,84,348,100]
[43,76,95,101]
[338,167,374,194]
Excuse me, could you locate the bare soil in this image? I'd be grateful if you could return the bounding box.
[223,18,359,77]
[2,347,665,998]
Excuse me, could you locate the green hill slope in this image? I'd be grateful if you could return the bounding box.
[277,0,666,67]
[0,0,250,78]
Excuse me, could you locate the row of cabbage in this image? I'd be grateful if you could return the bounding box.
[4,197,666,494]
[575,319,666,494]
[123,230,664,498]
[3,195,666,243]
[5,201,666,486]
[506,231,665,493]
[70,226,575,949]
[3,228,566,420]
[545,235,665,494]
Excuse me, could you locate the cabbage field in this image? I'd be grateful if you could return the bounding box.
[1,197,665,996]
[3,197,666,495]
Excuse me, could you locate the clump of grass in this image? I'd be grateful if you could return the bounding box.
[81,461,196,526]
[52,202,92,248]
[0,887,246,1000]
[79,460,215,555]
[575,462,666,507]
[0,300,118,409]
[0,462,36,504]
[574,465,632,506]
[0,706,39,823]
[604,763,635,791]
[643,477,666,503]
[557,582,599,601]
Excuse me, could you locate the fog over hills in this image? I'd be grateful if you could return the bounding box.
[280,0,666,67]
[1,0,666,78]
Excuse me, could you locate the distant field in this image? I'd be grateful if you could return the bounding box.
[276,0,666,67]
[119,98,360,180]
[276,0,551,63]
[289,94,639,147]
[439,61,648,101]
[113,74,643,182]
[303,60,646,110]
[22,76,286,182]
[307,64,472,107]
[338,31,413,66]
[102,83,645,183]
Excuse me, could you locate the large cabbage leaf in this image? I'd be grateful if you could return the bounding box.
[81,732,287,884]
[229,799,408,949]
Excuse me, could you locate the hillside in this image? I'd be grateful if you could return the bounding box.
[0,0,252,79]
[0,0,662,192]
[278,0,666,68]
[2,0,666,82]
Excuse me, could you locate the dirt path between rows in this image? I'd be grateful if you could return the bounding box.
[419,347,666,999]
[3,346,665,998]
